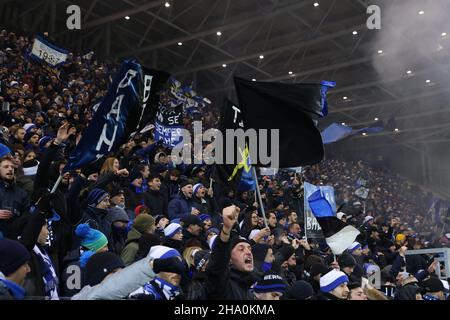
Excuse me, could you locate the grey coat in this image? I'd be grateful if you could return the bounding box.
[71,253,155,300]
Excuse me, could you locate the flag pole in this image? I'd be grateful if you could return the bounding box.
[252,166,268,228]
[50,174,63,194]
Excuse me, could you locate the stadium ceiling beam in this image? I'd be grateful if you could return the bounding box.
[116,0,313,57]
[120,0,273,77]
[83,0,167,29]
[172,24,367,76]
[333,86,450,114]
[82,0,99,24]
[202,53,450,96]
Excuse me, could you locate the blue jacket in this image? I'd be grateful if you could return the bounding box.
[168,194,193,220]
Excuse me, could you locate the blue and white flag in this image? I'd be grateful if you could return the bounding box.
[64,61,169,171]
[304,182,337,239]
[307,187,360,255]
[321,121,384,145]
[30,35,68,67]
[154,104,184,148]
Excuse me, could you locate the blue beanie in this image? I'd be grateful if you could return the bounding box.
[0,143,12,158]
[38,136,53,150]
[87,188,109,207]
[199,214,211,222]
[75,223,108,252]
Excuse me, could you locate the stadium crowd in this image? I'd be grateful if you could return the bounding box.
[0,30,449,301]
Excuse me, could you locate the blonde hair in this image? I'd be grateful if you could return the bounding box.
[182,246,202,268]
[100,157,118,175]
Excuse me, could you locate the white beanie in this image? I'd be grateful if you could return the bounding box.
[320,269,349,293]
[347,241,362,253]
[193,183,204,196]
[164,223,182,238]
[148,245,181,260]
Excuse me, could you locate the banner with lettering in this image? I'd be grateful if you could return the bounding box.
[64,61,169,171]
[30,35,68,67]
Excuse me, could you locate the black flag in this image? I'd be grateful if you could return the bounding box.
[234,77,335,167]
[213,98,245,190]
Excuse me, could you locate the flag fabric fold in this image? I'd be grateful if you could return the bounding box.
[308,189,360,254]
[64,61,168,172]
[234,77,335,167]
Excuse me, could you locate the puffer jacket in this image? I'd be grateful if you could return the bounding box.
[168,194,193,220]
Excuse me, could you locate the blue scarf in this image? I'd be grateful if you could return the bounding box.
[33,245,59,299]
[141,277,181,300]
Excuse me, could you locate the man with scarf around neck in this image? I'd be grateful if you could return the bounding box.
[128,246,186,300]
[124,167,145,211]
[204,205,257,300]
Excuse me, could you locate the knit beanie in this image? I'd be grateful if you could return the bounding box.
[148,245,181,260]
[347,241,362,253]
[84,252,125,286]
[338,253,357,269]
[87,188,109,207]
[129,167,143,183]
[164,223,182,238]
[278,245,295,262]
[179,178,193,189]
[320,269,349,293]
[153,256,185,275]
[0,143,12,158]
[199,214,211,223]
[193,250,211,271]
[133,214,155,234]
[193,183,204,196]
[286,280,314,300]
[0,239,31,276]
[108,207,130,223]
[75,223,108,252]
[253,272,286,293]
[310,263,329,278]
[205,227,220,238]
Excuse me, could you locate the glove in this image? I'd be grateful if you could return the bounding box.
[153,257,185,275]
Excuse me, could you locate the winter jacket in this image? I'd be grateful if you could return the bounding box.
[0,178,30,238]
[0,278,26,300]
[124,187,145,211]
[191,196,218,215]
[205,232,255,300]
[120,228,142,266]
[143,189,168,217]
[316,291,342,300]
[71,253,155,300]
[168,194,194,220]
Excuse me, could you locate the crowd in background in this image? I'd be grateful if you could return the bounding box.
[0,30,449,301]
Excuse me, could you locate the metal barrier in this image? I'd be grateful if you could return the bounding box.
[405,248,450,279]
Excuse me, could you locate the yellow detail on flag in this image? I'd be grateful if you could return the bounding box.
[228,146,251,181]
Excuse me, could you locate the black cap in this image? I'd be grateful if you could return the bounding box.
[182,214,204,228]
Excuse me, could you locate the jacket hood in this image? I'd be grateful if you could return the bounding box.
[125,228,142,245]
